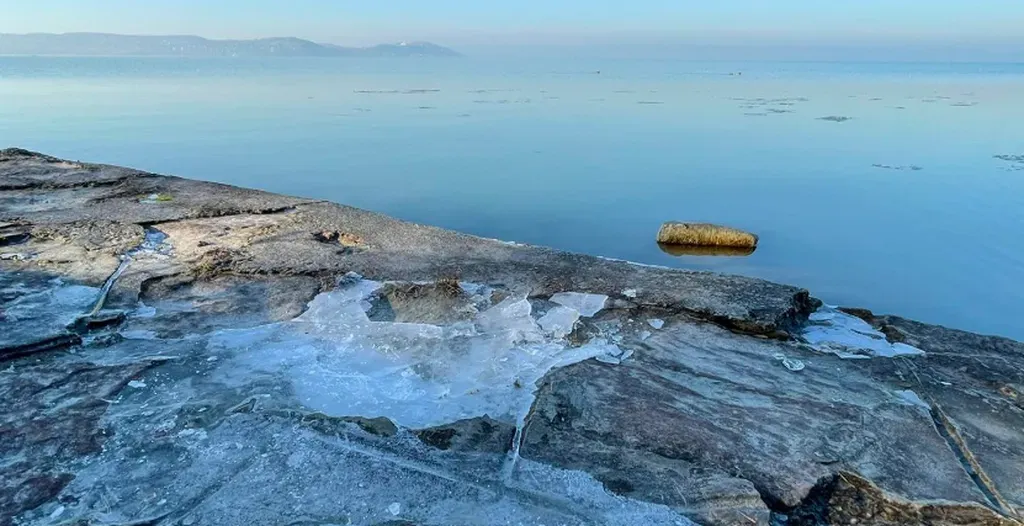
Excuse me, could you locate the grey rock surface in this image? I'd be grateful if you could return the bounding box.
[416,416,517,454]
[1,148,1022,526]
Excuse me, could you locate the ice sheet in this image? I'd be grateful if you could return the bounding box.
[0,276,99,348]
[549,292,608,318]
[209,279,621,429]
[801,306,925,358]
[536,306,581,338]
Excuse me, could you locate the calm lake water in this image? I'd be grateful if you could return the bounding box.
[2,57,1023,339]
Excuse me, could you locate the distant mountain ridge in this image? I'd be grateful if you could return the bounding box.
[0,33,461,57]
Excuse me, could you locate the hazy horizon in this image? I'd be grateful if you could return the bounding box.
[2,0,1024,61]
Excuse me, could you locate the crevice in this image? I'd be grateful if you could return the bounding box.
[135,203,311,230]
[0,333,82,363]
[82,226,169,311]
[206,266,341,280]
[638,288,816,338]
[157,451,263,526]
[929,403,1017,517]
[188,204,301,219]
[765,471,1020,526]
[89,257,132,315]
[649,306,791,339]
[760,473,838,526]
[0,176,147,192]
[0,230,31,247]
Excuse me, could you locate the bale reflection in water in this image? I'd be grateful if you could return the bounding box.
[657,242,757,257]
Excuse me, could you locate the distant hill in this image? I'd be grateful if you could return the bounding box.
[0,33,462,57]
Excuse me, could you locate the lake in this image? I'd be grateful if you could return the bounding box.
[1,56,1022,339]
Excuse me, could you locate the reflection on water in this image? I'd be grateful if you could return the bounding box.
[657,243,757,257]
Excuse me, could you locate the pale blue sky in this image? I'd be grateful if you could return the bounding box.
[1,0,1022,56]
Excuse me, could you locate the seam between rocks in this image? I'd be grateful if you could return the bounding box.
[928,402,1018,518]
[0,172,158,191]
[130,200,329,230]
[0,333,82,363]
[136,204,307,226]
[283,412,608,524]
[632,304,792,338]
[157,450,264,525]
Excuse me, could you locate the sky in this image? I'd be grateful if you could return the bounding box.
[1,0,1023,59]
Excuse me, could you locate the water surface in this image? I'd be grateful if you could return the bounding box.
[2,56,1022,339]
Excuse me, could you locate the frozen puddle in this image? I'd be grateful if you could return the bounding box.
[208,277,621,429]
[801,306,924,359]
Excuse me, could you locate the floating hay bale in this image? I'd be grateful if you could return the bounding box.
[657,242,755,257]
[656,222,758,249]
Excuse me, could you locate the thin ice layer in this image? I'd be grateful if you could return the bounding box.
[56,405,695,526]
[209,279,620,429]
[801,306,925,358]
[549,292,608,318]
[537,306,581,338]
[0,275,98,348]
[895,389,931,413]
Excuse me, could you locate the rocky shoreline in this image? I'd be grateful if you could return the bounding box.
[1,148,1021,526]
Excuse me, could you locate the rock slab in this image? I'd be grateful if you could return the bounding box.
[1,148,1022,526]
